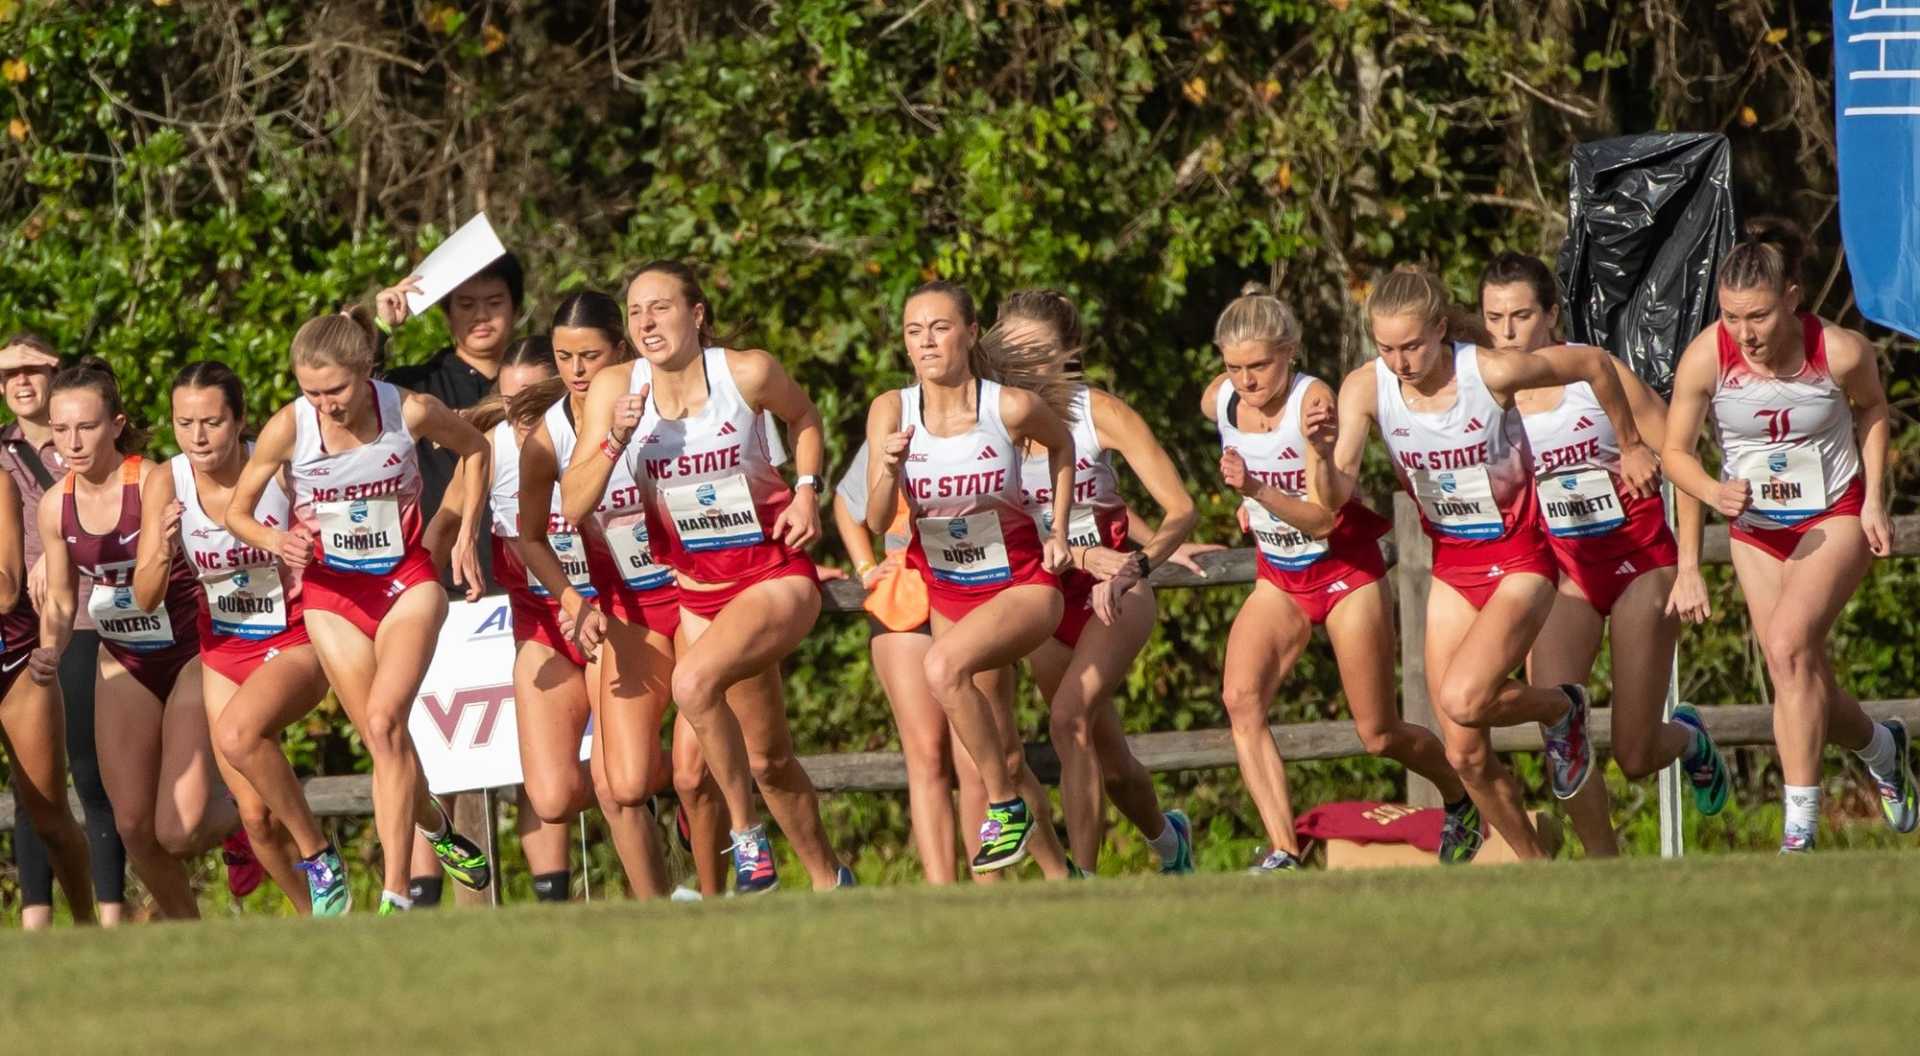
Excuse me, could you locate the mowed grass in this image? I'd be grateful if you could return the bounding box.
[3,852,1916,1054]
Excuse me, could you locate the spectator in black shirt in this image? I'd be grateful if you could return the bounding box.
[375,253,524,525]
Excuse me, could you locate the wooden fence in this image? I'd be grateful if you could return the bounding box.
[4,504,1918,831]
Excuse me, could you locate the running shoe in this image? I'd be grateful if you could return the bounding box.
[1437,797,1485,865]
[300,847,352,918]
[1247,849,1301,874]
[1541,683,1594,801]
[732,827,778,895]
[670,885,704,903]
[1158,809,1196,876]
[1671,705,1730,816]
[834,865,857,889]
[376,892,410,916]
[1870,719,1918,834]
[422,826,492,891]
[970,799,1035,874]
[1779,828,1816,855]
[222,829,265,899]
[1065,858,1087,880]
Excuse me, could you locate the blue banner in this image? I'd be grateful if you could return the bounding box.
[1836,2,1920,337]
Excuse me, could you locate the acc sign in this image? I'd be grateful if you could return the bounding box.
[406,597,589,795]
[1835,1,1920,337]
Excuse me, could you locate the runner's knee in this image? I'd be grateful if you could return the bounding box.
[1221,683,1269,732]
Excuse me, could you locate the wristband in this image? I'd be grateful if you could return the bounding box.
[600,435,624,462]
[855,559,877,578]
[1127,552,1151,579]
[373,315,394,336]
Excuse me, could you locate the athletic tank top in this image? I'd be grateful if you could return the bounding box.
[1711,314,1862,529]
[63,456,200,653]
[489,420,594,598]
[172,453,301,641]
[289,380,425,575]
[900,379,1042,587]
[1215,372,1339,571]
[1018,386,1128,551]
[1520,380,1642,540]
[625,349,796,583]
[1375,343,1539,547]
[552,387,671,592]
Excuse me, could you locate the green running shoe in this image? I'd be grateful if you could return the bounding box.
[1437,797,1484,865]
[299,847,352,918]
[1870,719,1917,834]
[376,893,409,916]
[1158,810,1196,876]
[969,798,1034,874]
[1672,705,1730,817]
[423,826,491,891]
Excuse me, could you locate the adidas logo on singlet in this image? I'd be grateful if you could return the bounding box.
[1486,564,1503,577]
[978,445,1000,461]
[719,422,738,436]
[1326,579,1350,594]
[1615,560,1637,576]
[264,515,280,528]
[1278,447,1299,459]
[1573,416,1595,430]
[1464,417,1485,433]
[382,452,404,468]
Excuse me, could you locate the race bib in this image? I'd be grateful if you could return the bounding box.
[203,566,287,639]
[1035,504,1104,550]
[1245,499,1329,571]
[1741,448,1827,526]
[1409,466,1504,540]
[1537,470,1626,539]
[661,474,764,552]
[88,583,175,652]
[315,496,405,574]
[917,513,1011,586]
[532,530,597,599]
[603,516,673,591]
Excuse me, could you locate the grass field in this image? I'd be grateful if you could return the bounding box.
[3,852,1916,1054]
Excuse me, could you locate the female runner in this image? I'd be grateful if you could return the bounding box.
[1204,283,1472,871]
[3,444,96,923]
[1663,219,1913,852]
[1479,254,1730,857]
[1330,266,1657,859]
[564,262,850,893]
[227,307,493,914]
[998,289,1198,874]
[36,360,234,919]
[510,296,727,898]
[134,362,323,913]
[864,280,1078,874]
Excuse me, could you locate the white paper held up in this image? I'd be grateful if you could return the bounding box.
[403,213,509,315]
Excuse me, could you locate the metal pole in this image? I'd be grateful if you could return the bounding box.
[579,812,591,903]
[482,786,501,906]
[1657,480,1685,859]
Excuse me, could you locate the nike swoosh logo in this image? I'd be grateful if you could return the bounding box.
[1,654,26,673]
[118,531,140,545]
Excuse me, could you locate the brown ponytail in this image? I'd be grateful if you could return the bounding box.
[972,323,1081,424]
[292,305,381,374]
[1366,265,1494,348]
[1720,215,1808,295]
[50,356,148,454]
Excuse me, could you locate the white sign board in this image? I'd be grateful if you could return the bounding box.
[403,213,510,315]
[407,597,589,795]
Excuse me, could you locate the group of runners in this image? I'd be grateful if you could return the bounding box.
[1,216,1912,922]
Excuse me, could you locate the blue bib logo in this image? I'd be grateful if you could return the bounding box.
[632,523,649,543]
[232,569,251,589]
[1768,452,1788,474]
[947,517,970,539]
[553,535,574,553]
[695,483,717,507]
[113,586,133,609]
[1560,476,1579,492]
[1438,473,1457,495]
[349,499,370,524]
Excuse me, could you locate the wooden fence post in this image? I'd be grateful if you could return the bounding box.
[1393,493,1441,808]
[451,791,496,907]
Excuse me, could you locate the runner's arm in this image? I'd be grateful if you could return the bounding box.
[516,423,590,619]
[864,391,906,536]
[33,487,77,670]
[0,474,21,614]
[1830,325,1893,556]
[227,407,299,558]
[1484,343,1656,496]
[1325,364,1377,511]
[736,349,825,547]
[131,466,179,612]
[1004,388,1077,571]
[409,391,489,598]
[1658,333,1726,509]
[1091,389,1194,568]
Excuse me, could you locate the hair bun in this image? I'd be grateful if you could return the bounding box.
[71,354,115,375]
[1239,281,1272,297]
[1742,215,1806,255]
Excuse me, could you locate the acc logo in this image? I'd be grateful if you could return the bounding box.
[348,498,370,524]
[1437,472,1457,494]
[947,517,970,539]
[1768,452,1788,474]
[695,483,718,507]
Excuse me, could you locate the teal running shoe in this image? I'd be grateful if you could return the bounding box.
[300,847,352,918]
[1671,705,1730,817]
[1158,810,1196,876]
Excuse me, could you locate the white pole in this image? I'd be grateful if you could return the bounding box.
[482,787,501,906]
[1658,481,1685,858]
[579,813,591,903]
